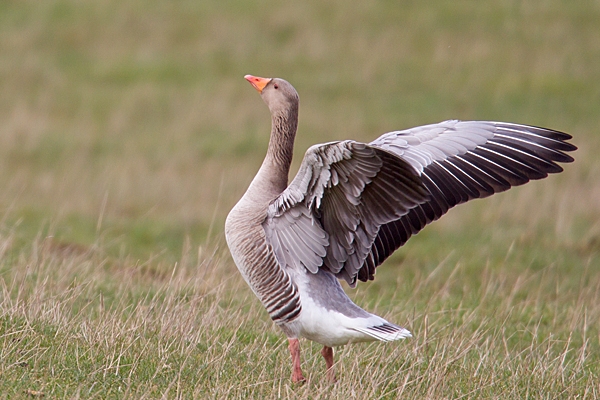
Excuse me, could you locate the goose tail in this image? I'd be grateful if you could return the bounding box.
[352,323,412,342]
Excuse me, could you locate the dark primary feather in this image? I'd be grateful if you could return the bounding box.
[359,121,576,281]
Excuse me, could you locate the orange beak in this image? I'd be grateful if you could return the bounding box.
[244,75,271,93]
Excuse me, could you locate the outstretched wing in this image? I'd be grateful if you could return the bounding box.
[264,120,576,286]
[263,141,429,285]
[358,120,576,281]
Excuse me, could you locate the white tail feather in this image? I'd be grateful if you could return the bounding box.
[352,323,412,342]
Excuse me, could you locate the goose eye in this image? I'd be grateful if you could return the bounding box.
[274,84,279,89]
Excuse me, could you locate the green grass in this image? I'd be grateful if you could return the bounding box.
[1,0,599,398]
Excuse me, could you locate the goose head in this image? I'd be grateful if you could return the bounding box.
[244,75,299,115]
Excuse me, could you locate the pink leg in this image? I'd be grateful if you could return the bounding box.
[321,346,337,382]
[288,338,306,383]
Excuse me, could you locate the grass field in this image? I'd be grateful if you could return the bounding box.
[1,0,599,398]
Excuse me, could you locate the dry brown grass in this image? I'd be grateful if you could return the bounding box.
[1,222,598,398]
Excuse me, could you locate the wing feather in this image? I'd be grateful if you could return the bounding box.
[263,120,575,286]
[357,120,576,279]
[264,140,429,285]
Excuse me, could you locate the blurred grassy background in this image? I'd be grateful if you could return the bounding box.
[0,0,599,397]
[0,0,598,259]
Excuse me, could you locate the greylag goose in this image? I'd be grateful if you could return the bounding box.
[225,75,576,383]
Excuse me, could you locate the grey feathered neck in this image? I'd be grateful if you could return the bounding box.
[265,100,298,175]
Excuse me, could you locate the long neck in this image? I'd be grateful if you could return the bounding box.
[245,102,299,201]
[265,103,298,176]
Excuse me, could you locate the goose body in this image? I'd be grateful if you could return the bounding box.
[225,75,576,382]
